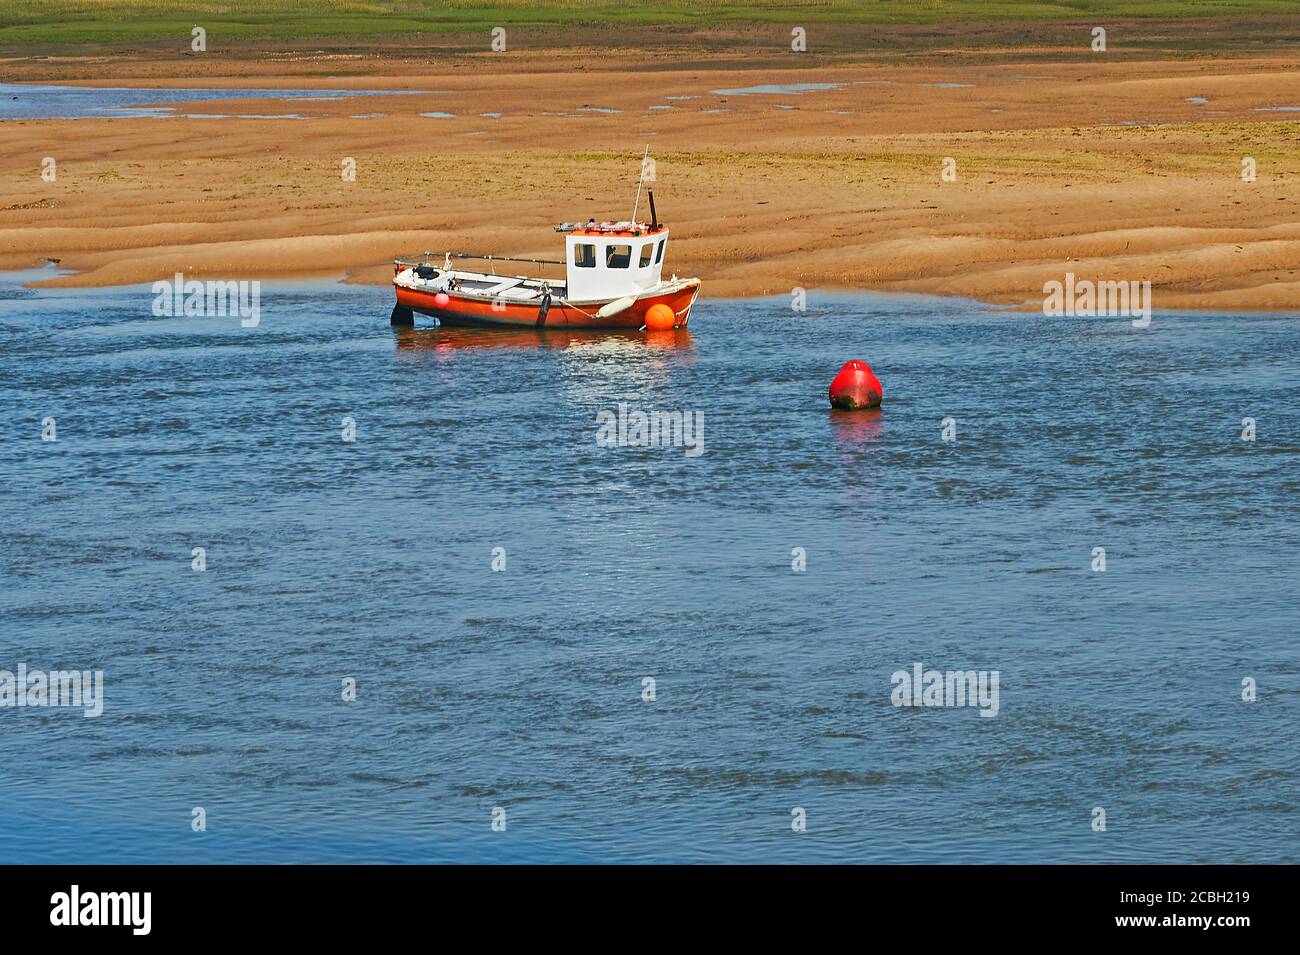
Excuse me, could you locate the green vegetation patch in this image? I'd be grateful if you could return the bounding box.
[3,2,1299,46]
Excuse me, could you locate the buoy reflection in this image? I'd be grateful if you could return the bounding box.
[829,407,885,449]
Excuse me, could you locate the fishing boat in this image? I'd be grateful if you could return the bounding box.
[391,187,700,330]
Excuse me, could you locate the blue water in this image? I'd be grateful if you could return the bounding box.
[709,83,843,96]
[1,271,1297,863]
[0,83,424,119]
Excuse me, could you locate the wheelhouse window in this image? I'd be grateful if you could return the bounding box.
[605,244,632,268]
[573,243,596,268]
[654,238,665,264]
[638,243,654,268]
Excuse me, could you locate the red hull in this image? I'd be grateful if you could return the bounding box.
[394,283,698,329]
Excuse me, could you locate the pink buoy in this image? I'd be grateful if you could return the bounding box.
[828,359,883,410]
[434,292,451,308]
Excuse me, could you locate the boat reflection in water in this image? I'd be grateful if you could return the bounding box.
[392,325,693,355]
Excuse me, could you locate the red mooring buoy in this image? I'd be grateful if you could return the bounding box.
[828,359,883,410]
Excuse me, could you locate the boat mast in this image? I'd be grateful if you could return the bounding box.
[631,144,650,225]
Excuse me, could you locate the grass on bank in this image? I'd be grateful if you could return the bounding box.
[2,1,1299,45]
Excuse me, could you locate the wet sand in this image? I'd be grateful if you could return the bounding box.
[2,29,1299,310]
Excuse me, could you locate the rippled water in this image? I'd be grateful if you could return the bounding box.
[1,271,1297,863]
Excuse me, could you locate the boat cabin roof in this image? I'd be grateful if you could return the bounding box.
[557,221,667,239]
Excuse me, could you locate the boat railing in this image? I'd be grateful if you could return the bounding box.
[395,251,566,278]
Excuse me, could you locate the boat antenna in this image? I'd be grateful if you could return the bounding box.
[631,144,650,225]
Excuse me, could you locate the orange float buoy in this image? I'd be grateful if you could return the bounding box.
[828,359,883,410]
[434,292,450,308]
[644,303,676,331]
